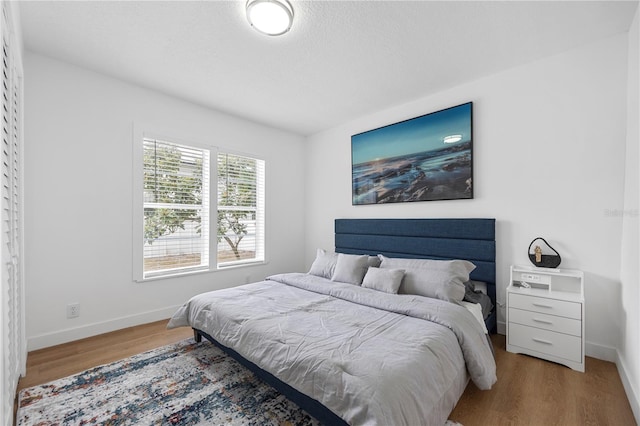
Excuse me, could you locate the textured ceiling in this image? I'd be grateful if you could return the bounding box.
[19,1,638,136]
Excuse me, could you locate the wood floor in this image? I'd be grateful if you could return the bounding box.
[452,335,636,426]
[17,320,193,391]
[17,321,636,426]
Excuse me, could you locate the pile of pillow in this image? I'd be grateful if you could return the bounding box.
[307,249,476,304]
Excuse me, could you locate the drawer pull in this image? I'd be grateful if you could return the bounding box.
[532,303,553,309]
[532,338,553,345]
[532,318,553,325]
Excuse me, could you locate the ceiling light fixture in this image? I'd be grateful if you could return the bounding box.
[443,134,463,144]
[246,0,294,36]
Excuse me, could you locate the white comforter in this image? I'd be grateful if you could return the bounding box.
[168,273,497,425]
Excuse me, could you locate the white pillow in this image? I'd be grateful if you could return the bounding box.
[361,267,405,294]
[331,253,369,285]
[378,255,475,303]
[308,249,338,279]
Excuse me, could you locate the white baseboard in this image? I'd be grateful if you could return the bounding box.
[616,350,640,424]
[585,341,617,363]
[27,305,183,351]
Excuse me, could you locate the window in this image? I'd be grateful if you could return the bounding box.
[217,153,265,266]
[142,138,210,278]
[134,133,265,280]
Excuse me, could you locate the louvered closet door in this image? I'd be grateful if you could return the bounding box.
[0,2,23,424]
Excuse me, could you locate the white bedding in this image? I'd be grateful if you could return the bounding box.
[461,301,488,334]
[168,273,496,425]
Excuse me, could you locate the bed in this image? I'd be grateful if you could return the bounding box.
[168,218,497,425]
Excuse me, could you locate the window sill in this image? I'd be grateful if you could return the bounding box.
[134,260,269,283]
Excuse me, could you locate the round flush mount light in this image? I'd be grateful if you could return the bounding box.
[443,134,463,144]
[246,0,294,36]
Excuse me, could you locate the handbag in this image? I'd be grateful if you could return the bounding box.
[528,237,561,268]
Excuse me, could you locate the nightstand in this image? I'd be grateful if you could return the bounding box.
[506,265,585,372]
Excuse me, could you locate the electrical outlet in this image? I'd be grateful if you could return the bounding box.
[67,303,80,318]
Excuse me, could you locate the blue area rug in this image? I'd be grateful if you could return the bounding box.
[17,339,319,425]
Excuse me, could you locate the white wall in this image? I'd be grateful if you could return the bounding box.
[305,34,629,361]
[24,52,306,350]
[620,7,640,420]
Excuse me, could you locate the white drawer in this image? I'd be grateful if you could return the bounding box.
[509,308,581,337]
[508,323,582,362]
[509,293,581,320]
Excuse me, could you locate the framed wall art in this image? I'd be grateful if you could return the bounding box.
[351,102,473,205]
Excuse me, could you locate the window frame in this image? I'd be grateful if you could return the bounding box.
[133,127,266,282]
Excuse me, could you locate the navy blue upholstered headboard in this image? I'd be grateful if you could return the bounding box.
[335,218,496,332]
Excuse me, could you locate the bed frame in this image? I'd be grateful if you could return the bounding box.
[194,217,496,424]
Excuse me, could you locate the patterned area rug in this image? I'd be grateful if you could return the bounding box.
[17,339,319,425]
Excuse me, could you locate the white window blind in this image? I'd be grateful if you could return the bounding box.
[142,138,210,278]
[217,152,265,266]
[0,2,24,424]
[135,134,265,280]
